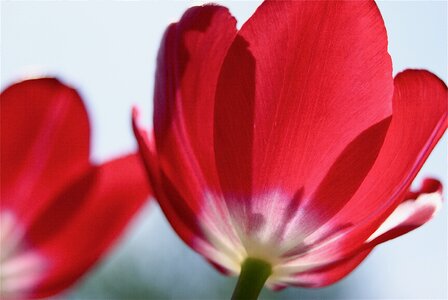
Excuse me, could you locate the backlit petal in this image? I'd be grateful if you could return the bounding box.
[311,70,447,262]
[214,1,393,208]
[148,5,238,249]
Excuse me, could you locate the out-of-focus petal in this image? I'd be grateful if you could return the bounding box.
[213,1,393,228]
[1,78,90,227]
[25,154,150,298]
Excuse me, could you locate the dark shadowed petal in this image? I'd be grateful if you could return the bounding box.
[26,154,150,298]
[1,78,90,228]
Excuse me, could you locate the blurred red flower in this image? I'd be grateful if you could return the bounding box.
[133,1,447,290]
[1,78,151,299]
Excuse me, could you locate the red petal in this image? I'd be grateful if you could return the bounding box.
[366,178,443,246]
[154,5,237,204]
[289,249,371,288]
[303,70,447,264]
[1,78,90,227]
[26,154,150,297]
[147,6,237,248]
[133,109,209,253]
[351,70,447,223]
[287,178,442,288]
[301,117,391,234]
[214,1,393,207]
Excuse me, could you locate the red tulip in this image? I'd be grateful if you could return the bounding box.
[1,78,151,299]
[133,1,446,293]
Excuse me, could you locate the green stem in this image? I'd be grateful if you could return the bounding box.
[231,258,272,300]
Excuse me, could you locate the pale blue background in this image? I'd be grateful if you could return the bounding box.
[1,1,447,299]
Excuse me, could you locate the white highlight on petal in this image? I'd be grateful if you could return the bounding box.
[367,191,442,243]
[197,190,315,285]
[0,211,46,299]
[195,186,443,288]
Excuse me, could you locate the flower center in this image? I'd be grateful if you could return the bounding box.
[198,191,311,281]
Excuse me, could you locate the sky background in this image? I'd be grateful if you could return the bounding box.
[1,1,447,299]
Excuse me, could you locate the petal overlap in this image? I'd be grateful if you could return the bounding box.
[307,70,447,265]
[146,5,239,252]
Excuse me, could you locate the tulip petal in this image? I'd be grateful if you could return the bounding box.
[149,6,238,247]
[292,70,446,272]
[279,178,442,288]
[25,154,150,298]
[312,70,447,260]
[133,109,211,255]
[214,1,393,213]
[344,70,446,223]
[286,249,371,288]
[154,5,237,203]
[1,78,90,228]
[366,178,443,245]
